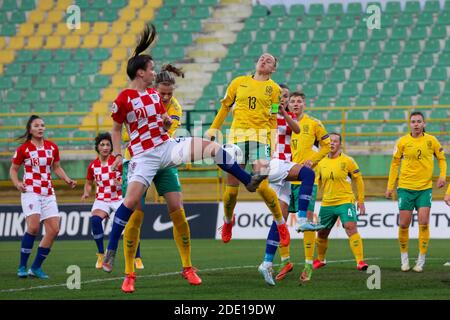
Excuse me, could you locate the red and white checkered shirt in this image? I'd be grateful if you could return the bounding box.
[86,155,122,202]
[273,112,297,161]
[111,88,169,157]
[12,140,60,196]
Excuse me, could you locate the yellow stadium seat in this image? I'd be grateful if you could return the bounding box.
[38,0,55,11]
[37,23,53,36]
[45,36,62,49]
[9,37,25,50]
[129,20,146,34]
[0,64,3,74]
[0,38,5,50]
[55,23,71,36]
[111,74,128,87]
[100,61,118,75]
[47,11,63,23]
[118,34,136,47]
[92,22,109,35]
[18,23,35,37]
[139,8,154,21]
[148,0,163,8]
[64,35,81,48]
[111,21,127,35]
[111,48,128,61]
[119,61,128,73]
[56,0,73,10]
[119,7,136,22]
[102,88,120,102]
[72,22,91,35]
[101,117,113,128]
[29,11,45,24]
[129,0,144,8]
[92,102,108,113]
[100,34,118,48]
[26,36,44,50]
[0,50,15,64]
[82,34,99,48]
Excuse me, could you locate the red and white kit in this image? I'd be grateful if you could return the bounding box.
[86,155,123,214]
[12,140,60,221]
[273,112,296,161]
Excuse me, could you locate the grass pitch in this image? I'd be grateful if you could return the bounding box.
[0,239,449,300]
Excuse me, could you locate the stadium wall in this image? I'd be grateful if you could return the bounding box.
[0,201,448,240]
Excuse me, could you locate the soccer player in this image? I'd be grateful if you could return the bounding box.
[445,185,450,267]
[386,111,446,272]
[102,24,264,293]
[122,64,202,285]
[10,115,77,279]
[312,133,368,273]
[81,132,129,269]
[288,91,330,282]
[206,53,291,248]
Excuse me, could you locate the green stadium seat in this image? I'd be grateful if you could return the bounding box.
[319,16,337,29]
[409,26,427,40]
[0,77,12,89]
[33,104,50,113]
[298,16,316,29]
[290,69,306,84]
[285,43,301,57]
[371,28,387,41]
[417,95,434,106]
[403,40,421,54]
[347,2,363,14]
[396,96,412,106]
[42,64,60,75]
[312,29,329,42]
[425,123,444,133]
[364,41,380,54]
[176,32,193,46]
[439,96,450,104]
[25,63,41,76]
[92,48,109,61]
[175,7,192,20]
[156,7,172,20]
[5,91,21,104]
[9,11,25,23]
[302,84,318,98]
[313,97,331,107]
[277,58,294,72]
[355,97,372,107]
[430,108,449,119]
[380,12,395,28]
[82,89,101,102]
[252,5,269,17]
[341,83,358,97]
[323,42,341,56]
[416,13,434,27]
[1,0,16,11]
[356,54,374,69]
[424,0,441,12]
[410,67,427,81]
[339,15,357,28]
[352,27,368,41]
[376,97,393,106]
[404,1,421,13]
[321,84,338,97]
[33,76,52,90]
[331,28,349,42]
[185,20,202,32]
[385,1,401,14]
[328,3,343,15]
[0,24,16,36]
[35,50,52,62]
[43,90,60,103]
[316,56,333,70]
[381,82,399,96]
[19,0,35,10]
[270,4,286,17]
[343,41,360,55]
[430,67,447,81]
[235,31,252,44]
[289,4,305,16]
[348,68,366,82]
[396,13,414,27]
[83,9,101,22]
[361,83,378,96]
[15,76,32,89]
[308,3,324,16]
[334,97,351,107]
[396,54,413,67]
[73,75,90,88]
[5,63,22,76]
[335,54,353,69]
[437,53,450,67]
[72,48,89,61]
[384,40,401,55]
[436,11,450,25]
[303,43,321,56]
[194,6,210,19]
[16,51,33,62]
[368,68,385,82]
[391,27,407,40]
[402,82,420,96]
[327,110,344,121]
[328,69,345,83]
[52,76,70,89]
[253,30,271,44]
[267,44,283,57]
[417,53,435,68]
[430,26,447,39]
[279,16,297,30]
[14,103,31,113]
[54,49,71,62]
[423,39,441,54]
[389,109,406,120]
[62,62,79,75]
[376,54,393,68]
[167,20,183,33]
[368,109,385,120]
[347,110,366,120]
[423,82,440,96]
[309,70,325,84]
[23,90,41,104]
[81,61,99,75]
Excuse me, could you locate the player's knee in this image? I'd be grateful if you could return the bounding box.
[27,225,40,235]
[344,225,357,237]
[124,197,140,210]
[317,229,330,239]
[298,166,315,185]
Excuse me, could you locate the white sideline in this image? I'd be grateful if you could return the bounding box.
[0,257,444,293]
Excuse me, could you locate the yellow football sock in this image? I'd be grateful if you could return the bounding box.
[223,185,239,222]
[279,244,290,262]
[303,231,316,262]
[170,208,191,268]
[418,224,430,255]
[398,226,409,254]
[123,209,144,275]
[316,237,328,261]
[257,179,283,222]
[349,232,364,263]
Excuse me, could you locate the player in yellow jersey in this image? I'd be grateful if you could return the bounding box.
[444,185,450,266]
[207,53,290,247]
[313,133,368,274]
[122,64,202,286]
[286,91,330,282]
[386,111,446,272]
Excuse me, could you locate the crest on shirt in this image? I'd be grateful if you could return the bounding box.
[46,150,52,157]
[427,141,432,149]
[265,86,273,96]
[111,102,118,114]
[151,94,160,103]
[340,162,346,171]
[303,124,309,134]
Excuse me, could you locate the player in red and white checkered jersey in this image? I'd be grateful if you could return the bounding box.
[104,24,266,293]
[10,115,76,279]
[81,133,127,269]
